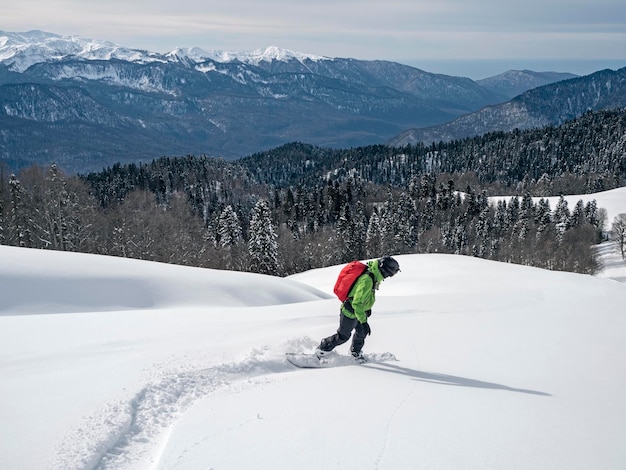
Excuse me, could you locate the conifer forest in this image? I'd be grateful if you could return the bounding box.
[1,109,625,276]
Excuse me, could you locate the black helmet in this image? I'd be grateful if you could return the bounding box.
[378,256,400,278]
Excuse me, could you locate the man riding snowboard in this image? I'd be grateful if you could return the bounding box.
[317,256,400,360]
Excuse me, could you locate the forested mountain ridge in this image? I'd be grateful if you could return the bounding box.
[476,70,578,99]
[390,67,626,147]
[241,108,626,195]
[76,107,625,217]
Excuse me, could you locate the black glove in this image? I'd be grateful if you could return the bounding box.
[365,309,372,317]
[362,322,371,336]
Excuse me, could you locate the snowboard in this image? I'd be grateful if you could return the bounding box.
[285,351,396,368]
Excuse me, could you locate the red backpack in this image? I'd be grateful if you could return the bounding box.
[333,260,370,302]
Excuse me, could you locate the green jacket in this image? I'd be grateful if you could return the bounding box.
[341,259,384,324]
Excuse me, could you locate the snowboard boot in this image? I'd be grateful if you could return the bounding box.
[315,349,328,359]
[351,349,366,363]
[317,338,335,357]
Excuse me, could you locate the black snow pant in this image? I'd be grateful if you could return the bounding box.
[318,311,367,354]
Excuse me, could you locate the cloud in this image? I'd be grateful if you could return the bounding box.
[3,0,626,62]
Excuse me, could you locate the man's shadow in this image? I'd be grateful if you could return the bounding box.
[364,362,551,396]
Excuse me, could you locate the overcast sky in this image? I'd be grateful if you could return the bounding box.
[4,0,625,78]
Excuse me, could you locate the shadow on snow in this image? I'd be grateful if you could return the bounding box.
[364,362,552,396]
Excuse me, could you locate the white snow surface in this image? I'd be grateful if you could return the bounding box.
[1,232,626,469]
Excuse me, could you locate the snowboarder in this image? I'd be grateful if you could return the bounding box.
[317,256,400,360]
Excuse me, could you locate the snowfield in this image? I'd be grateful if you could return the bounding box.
[1,188,626,469]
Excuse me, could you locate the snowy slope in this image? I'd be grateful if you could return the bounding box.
[1,241,626,470]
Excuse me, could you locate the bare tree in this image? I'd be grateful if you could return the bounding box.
[611,213,626,260]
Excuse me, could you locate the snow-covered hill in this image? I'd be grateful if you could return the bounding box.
[1,237,626,469]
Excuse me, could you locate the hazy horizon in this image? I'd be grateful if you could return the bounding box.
[399,58,625,80]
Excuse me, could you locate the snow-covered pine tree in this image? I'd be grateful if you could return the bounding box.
[535,197,552,230]
[217,204,243,270]
[570,200,586,228]
[379,192,397,255]
[44,164,73,251]
[554,196,571,242]
[365,210,382,258]
[506,196,521,228]
[8,174,33,248]
[397,192,418,250]
[336,201,366,262]
[584,199,604,241]
[473,206,492,258]
[248,199,281,275]
[217,205,242,249]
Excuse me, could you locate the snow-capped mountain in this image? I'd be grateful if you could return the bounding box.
[167,45,330,66]
[0,30,168,72]
[0,30,329,73]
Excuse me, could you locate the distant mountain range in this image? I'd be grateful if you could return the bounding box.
[389,67,626,147]
[476,70,578,99]
[0,30,620,173]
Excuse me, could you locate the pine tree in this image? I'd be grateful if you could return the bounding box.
[365,210,382,258]
[351,201,368,260]
[506,197,521,228]
[335,202,353,261]
[397,192,418,250]
[44,164,76,251]
[380,191,400,254]
[570,200,586,228]
[535,198,552,239]
[248,199,281,275]
[584,199,603,241]
[217,205,242,249]
[8,174,33,248]
[473,206,492,258]
[554,196,571,242]
[452,216,468,255]
[420,197,435,234]
[216,205,243,270]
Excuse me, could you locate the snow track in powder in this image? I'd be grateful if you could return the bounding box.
[52,338,317,470]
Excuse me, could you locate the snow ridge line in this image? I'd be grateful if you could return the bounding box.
[51,347,296,470]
